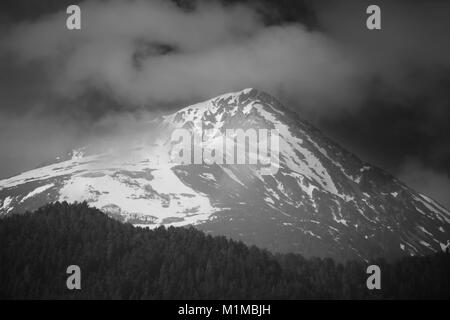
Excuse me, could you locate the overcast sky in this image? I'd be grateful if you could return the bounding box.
[0,0,449,208]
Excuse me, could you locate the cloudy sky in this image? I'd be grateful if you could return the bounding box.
[0,0,449,207]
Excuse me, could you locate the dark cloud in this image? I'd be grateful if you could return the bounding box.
[313,0,450,208]
[2,0,364,111]
[398,159,450,209]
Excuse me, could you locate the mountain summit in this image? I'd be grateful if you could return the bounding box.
[1,88,449,261]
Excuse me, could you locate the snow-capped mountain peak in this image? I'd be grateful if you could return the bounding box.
[0,89,449,262]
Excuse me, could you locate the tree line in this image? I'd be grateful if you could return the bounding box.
[0,202,449,299]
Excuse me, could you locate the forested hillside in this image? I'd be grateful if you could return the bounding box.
[0,202,449,299]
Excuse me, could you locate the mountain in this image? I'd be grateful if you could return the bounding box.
[0,88,449,262]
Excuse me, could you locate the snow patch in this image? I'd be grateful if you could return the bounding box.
[440,241,450,252]
[1,196,13,213]
[21,184,54,202]
[419,240,436,252]
[417,226,433,237]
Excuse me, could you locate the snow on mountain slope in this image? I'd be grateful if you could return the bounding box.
[1,88,449,262]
